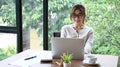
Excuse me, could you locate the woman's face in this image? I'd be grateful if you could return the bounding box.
[71,9,84,26]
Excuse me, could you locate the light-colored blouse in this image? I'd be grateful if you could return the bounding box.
[61,24,94,54]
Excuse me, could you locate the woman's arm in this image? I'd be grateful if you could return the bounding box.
[60,26,67,38]
[84,28,94,54]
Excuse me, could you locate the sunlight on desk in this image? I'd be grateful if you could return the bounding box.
[8,50,52,67]
[0,49,119,67]
[9,56,40,67]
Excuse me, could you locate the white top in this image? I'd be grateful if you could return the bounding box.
[61,24,94,54]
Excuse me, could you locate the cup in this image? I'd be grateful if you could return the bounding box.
[85,55,97,64]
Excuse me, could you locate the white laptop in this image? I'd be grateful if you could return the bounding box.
[51,37,85,60]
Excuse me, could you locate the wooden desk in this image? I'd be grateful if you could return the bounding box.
[0,49,119,67]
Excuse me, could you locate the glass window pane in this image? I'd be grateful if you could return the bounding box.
[22,0,43,50]
[0,33,17,60]
[0,0,16,27]
[48,1,80,50]
[48,0,120,56]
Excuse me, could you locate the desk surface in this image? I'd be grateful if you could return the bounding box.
[0,49,119,67]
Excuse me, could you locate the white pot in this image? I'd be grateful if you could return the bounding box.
[63,62,71,67]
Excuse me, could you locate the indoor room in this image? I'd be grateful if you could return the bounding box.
[0,0,119,67]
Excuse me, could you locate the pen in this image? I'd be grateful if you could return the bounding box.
[24,56,37,60]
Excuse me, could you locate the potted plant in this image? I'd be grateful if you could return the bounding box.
[61,53,72,67]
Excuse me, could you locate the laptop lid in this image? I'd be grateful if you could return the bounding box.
[51,37,85,60]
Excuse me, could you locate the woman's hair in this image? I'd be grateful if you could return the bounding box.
[70,4,86,25]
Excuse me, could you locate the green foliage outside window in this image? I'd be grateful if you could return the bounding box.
[0,45,16,61]
[48,0,120,56]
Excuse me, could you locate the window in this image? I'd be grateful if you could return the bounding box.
[22,0,43,50]
[0,0,16,27]
[48,0,81,50]
[0,33,17,60]
[48,0,120,56]
[0,0,17,60]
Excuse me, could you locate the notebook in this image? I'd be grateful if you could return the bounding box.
[40,51,52,62]
[51,37,85,60]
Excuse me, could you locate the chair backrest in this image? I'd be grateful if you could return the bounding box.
[53,32,61,37]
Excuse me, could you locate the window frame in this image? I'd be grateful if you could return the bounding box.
[0,0,23,53]
[0,0,49,53]
[43,0,48,50]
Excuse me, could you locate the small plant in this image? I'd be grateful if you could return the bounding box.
[61,53,72,63]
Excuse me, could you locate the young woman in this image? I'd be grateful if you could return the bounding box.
[61,4,94,54]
